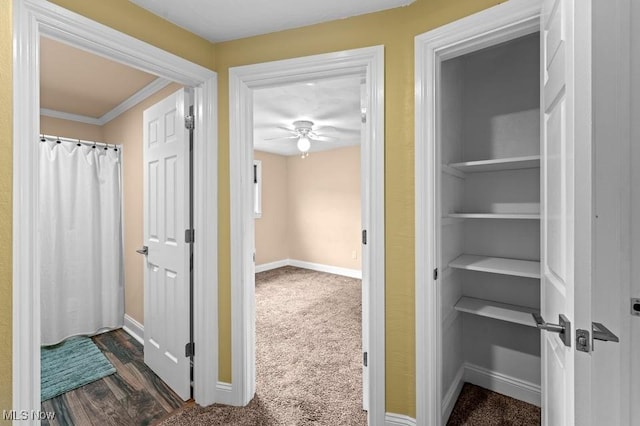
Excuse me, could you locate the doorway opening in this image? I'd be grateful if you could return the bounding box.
[228,46,385,425]
[251,75,366,424]
[13,0,218,416]
[415,1,543,425]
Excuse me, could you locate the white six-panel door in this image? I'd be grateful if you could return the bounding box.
[541,0,593,423]
[143,89,192,400]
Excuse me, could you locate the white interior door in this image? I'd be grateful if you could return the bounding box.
[360,86,369,411]
[143,88,191,400]
[541,0,593,424]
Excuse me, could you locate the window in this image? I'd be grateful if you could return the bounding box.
[253,160,262,218]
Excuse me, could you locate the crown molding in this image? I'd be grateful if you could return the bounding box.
[40,108,102,126]
[40,77,171,127]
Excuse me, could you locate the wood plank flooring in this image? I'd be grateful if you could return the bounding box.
[41,329,186,426]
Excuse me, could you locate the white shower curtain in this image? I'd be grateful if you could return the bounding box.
[39,140,124,346]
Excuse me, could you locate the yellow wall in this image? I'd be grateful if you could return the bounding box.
[214,0,502,415]
[0,0,505,418]
[47,0,215,70]
[0,0,12,419]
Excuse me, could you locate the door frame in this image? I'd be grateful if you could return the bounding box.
[228,46,385,425]
[12,0,218,416]
[414,1,542,424]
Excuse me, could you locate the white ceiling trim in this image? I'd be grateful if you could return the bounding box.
[40,76,171,126]
[40,107,102,125]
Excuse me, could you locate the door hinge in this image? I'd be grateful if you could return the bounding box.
[185,229,195,243]
[433,268,438,280]
[185,115,195,130]
[363,351,368,367]
[362,230,367,245]
[185,342,195,357]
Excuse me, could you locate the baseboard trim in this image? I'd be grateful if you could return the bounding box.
[385,412,417,426]
[464,362,541,407]
[255,259,289,273]
[255,258,363,279]
[288,259,362,279]
[215,382,235,405]
[442,364,465,422]
[123,314,144,345]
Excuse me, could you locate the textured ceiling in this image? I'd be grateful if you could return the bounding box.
[253,76,362,156]
[40,37,157,118]
[129,0,414,42]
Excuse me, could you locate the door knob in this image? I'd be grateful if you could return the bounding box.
[136,246,148,255]
[532,313,572,347]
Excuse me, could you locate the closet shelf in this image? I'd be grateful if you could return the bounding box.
[447,213,540,220]
[448,155,540,173]
[454,296,539,328]
[449,254,541,279]
[442,164,466,179]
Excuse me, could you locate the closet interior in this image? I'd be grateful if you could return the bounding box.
[439,32,542,418]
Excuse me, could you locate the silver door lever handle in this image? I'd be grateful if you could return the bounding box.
[533,313,572,347]
[592,322,619,342]
[136,246,148,255]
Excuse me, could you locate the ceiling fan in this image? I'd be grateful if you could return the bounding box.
[264,120,337,154]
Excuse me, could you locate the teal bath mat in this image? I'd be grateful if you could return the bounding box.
[41,336,116,401]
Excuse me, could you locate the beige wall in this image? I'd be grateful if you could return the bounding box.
[254,151,289,265]
[102,83,183,324]
[40,84,182,326]
[255,146,361,270]
[40,116,104,141]
[287,146,361,269]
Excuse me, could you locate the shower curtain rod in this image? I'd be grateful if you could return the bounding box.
[40,134,122,150]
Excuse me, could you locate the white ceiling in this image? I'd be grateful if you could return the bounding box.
[129,0,414,42]
[253,76,362,156]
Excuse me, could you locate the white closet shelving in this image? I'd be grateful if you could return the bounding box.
[438,32,542,415]
[454,296,538,328]
[447,213,540,220]
[448,155,540,173]
[449,255,540,279]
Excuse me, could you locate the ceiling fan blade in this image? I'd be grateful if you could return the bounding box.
[309,132,336,140]
[314,126,360,136]
[263,135,298,141]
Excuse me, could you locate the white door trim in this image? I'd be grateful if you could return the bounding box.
[414,1,541,425]
[229,46,385,425]
[12,0,218,417]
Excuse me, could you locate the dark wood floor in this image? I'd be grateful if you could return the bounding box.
[41,329,186,426]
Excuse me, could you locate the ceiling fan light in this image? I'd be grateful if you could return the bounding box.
[297,136,311,152]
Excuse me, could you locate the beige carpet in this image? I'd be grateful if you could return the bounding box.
[158,266,367,426]
[447,383,541,425]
